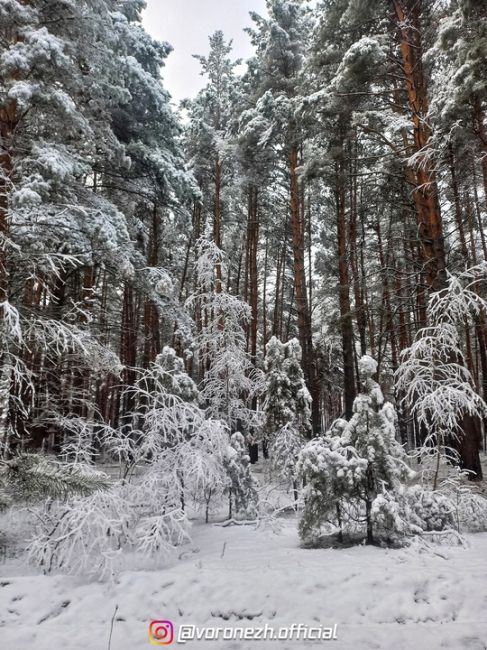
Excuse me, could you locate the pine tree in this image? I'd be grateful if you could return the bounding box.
[188,233,264,433]
[342,356,411,543]
[299,356,411,545]
[263,336,295,434]
[264,336,312,437]
[284,338,312,438]
[264,336,311,502]
[246,1,319,428]
[225,431,259,520]
[396,266,487,484]
[0,0,195,454]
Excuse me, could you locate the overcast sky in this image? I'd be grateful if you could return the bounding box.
[142,0,268,104]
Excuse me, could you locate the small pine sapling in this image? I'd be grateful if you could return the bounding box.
[225,432,259,521]
[270,423,304,506]
[342,356,412,543]
[299,357,412,545]
[263,337,295,434]
[297,420,367,543]
[283,339,312,439]
[264,337,311,502]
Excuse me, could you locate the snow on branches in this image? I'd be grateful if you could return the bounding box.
[299,356,416,546]
[27,345,262,578]
[264,337,311,500]
[188,234,264,433]
[395,265,487,483]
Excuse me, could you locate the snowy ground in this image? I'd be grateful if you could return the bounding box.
[1,515,487,650]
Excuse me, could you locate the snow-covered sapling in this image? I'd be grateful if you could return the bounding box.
[299,356,412,545]
[224,432,259,520]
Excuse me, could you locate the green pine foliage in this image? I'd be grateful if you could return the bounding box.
[0,454,109,505]
[298,356,415,546]
[225,432,259,520]
[264,337,312,438]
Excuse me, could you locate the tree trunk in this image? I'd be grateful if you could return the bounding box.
[472,97,487,210]
[393,0,447,292]
[263,237,269,356]
[348,138,367,356]
[289,145,312,369]
[0,83,16,450]
[214,157,223,292]
[335,156,356,419]
[246,186,259,363]
[143,205,161,368]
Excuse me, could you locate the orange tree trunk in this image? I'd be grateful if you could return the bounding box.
[392,0,447,292]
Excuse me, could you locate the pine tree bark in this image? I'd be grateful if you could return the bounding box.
[143,205,161,368]
[471,162,487,261]
[392,0,447,292]
[335,154,356,419]
[472,97,487,210]
[289,145,312,368]
[214,157,223,292]
[248,186,259,363]
[348,140,367,356]
[376,215,398,373]
[118,284,139,428]
[0,87,16,451]
[262,237,269,356]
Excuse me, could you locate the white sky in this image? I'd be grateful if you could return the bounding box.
[142,0,268,104]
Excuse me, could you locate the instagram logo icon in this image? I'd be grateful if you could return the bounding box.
[149,620,174,645]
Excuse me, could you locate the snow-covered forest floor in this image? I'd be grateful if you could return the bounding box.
[1,462,487,650]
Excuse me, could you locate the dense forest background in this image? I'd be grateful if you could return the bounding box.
[1,0,487,482]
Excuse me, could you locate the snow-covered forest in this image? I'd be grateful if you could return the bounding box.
[1,1,487,648]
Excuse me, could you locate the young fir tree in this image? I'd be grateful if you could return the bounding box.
[225,431,259,520]
[124,344,260,523]
[263,337,295,434]
[188,233,264,434]
[264,336,311,502]
[264,337,312,436]
[297,418,367,544]
[342,356,412,543]
[298,356,411,545]
[270,422,305,506]
[283,338,313,438]
[156,347,200,404]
